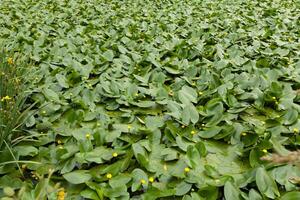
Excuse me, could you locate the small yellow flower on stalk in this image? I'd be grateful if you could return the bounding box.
[191,130,196,135]
[293,128,299,134]
[7,57,13,65]
[58,146,64,149]
[262,149,268,154]
[127,125,132,129]
[168,90,174,96]
[135,93,139,97]
[191,82,196,86]
[42,110,46,114]
[106,173,112,179]
[241,132,247,136]
[184,167,190,173]
[112,152,118,157]
[149,177,154,183]
[140,179,146,184]
[1,96,12,101]
[85,133,91,139]
[181,125,185,128]
[57,140,62,144]
[272,97,276,100]
[57,188,65,200]
[199,91,203,95]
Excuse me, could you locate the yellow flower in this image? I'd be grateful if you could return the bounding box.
[106,173,112,179]
[190,130,196,135]
[135,93,139,96]
[127,125,132,129]
[140,179,146,184]
[57,140,62,144]
[262,149,268,153]
[1,96,12,101]
[57,188,65,200]
[184,167,190,173]
[241,132,247,136]
[149,177,154,183]
[272,97,276,100]
[181,125,185,128]
[191,82,196,86]
[85,133,91,139]
[199,91,203,95]
[293,128,299,134]
[112,152,118,157]
[7,57,13,65]
[58,146,64,149]
[42,110,46,114]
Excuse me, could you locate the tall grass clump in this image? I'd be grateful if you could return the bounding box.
[0,49,35,170]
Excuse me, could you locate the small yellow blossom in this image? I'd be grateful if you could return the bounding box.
[262,121,266,125]
[42,110,46,114]
[199,91,203,95]
[88,84,92,87]
[184,167,190,173]
[215,179,220,184]
[57,140,62,144]
[1,96,12,101]
[58,146,64,149]
[106,173,112,179]
[262,149,268,153]
[127,125,132,129]
[57,188,65,200]
[149,177,154,183]
[241,132,247,136]
[112,152,118,157]
[181,125,185,128]
[21,164,26,169]
[135,93,139,96]
[191,130,196,135]
[191,82,196,86]
[293,128,299,134]
[96,122,101,127]
[140,179,146,184]
[7,57,13,65]
[272,97,276,100]
[85,133,91,139]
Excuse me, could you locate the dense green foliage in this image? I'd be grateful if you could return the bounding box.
[1,0,300,199]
